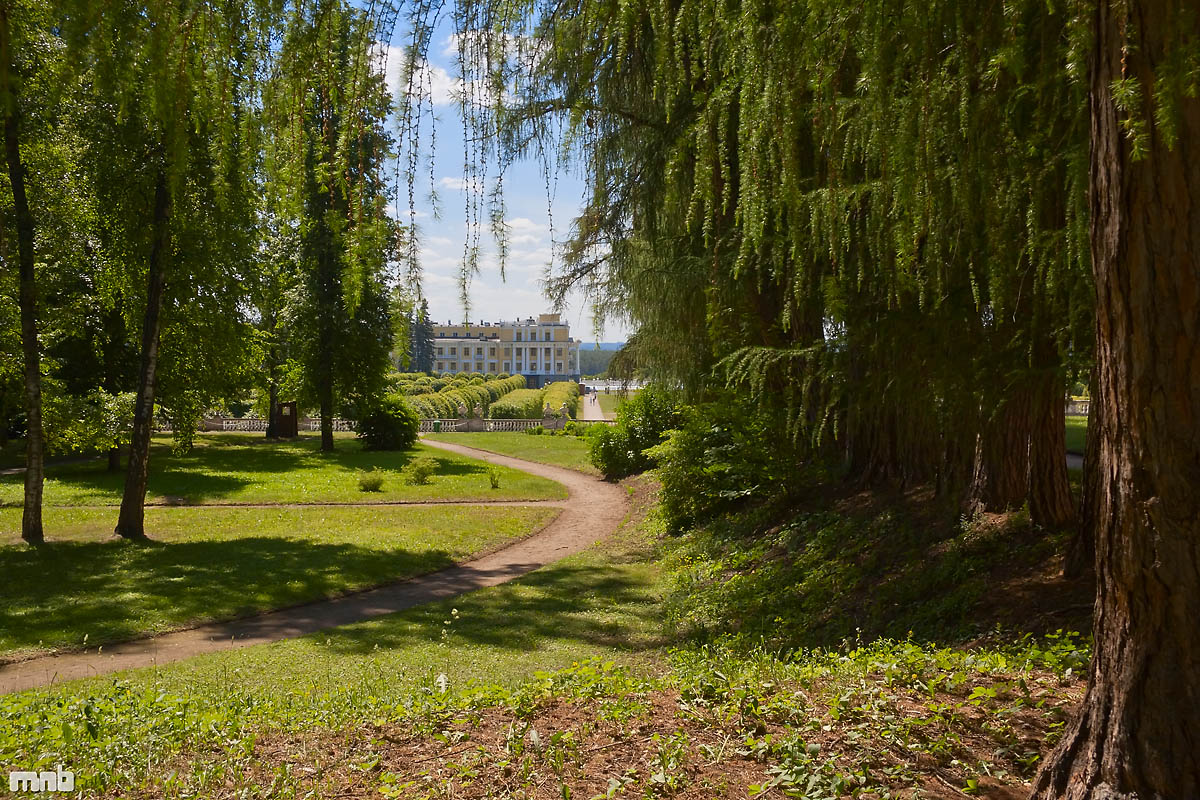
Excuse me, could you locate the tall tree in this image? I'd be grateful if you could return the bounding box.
[271,0,397,451]
[1031,1,1200,796]
[0,0,46,544]
[57,0,271,538]
[410,298,434,373]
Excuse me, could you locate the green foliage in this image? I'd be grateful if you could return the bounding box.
[358,471,385,492]
[542,381,580,419]
[524,425,545,435]
[490,388,547,419]
[355,394,419,451]
[649,399,808,531]
[403,456,438,486]
[402,374,526,418]
[586,386,682,479]
[487,465,502,489]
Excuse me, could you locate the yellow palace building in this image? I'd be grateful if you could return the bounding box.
[432,313,581,388]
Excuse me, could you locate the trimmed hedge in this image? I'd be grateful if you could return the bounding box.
[402,373,528,418]
[489,388,546,419]
[543,381,580,419]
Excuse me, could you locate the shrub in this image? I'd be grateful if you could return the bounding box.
[524,425,545,435]
[487,466,502,489]
[586,386,683,479]
[490,388,546,419]
[403,456,437,485]
[649,397,812,531]
[356,394,419,451]
[358,471,385,492]
[543,381,581,418]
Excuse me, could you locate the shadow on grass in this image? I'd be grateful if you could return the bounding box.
[0,537,458,653]
[310,558,662,657]
[0,435,479,506]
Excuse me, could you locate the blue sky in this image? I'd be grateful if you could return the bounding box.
[381,31,631,344]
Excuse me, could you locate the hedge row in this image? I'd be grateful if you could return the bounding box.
[489,388,546,419]
[543,381,580,419]
[406,374,526,418]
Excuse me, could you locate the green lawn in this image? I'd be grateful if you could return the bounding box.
[596,389,637,416]
[424,431,597,474]
[1065,414,1087,454]
[0,504,557,658]
[40,508,659,703]
[0,483,1090,800]
[0,433,564,506]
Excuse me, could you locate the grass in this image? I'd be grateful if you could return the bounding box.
[424,431,596,474]
[0,477,1095,798]
[661,493,1091,649]
[0,481,663,792]
[596,390,637,417]
[1065,414,1088,454]
[0,433,564,507]
[0,504,557,659]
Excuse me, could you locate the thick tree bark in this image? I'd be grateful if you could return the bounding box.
[0,7,44,545]
[1028,371,1075,529]
[1030,1,1200,796]
[114,171,171,541]
[968,386,1032,514]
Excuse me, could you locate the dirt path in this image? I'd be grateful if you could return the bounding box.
[0,440,627,695]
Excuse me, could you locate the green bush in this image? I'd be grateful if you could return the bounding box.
[490,388,546,419]
[358,471,385,492]
[586,386,683,479]
[403,456,437,485]
[355,394,419,451]
[543,381,581,418]
[487,466,502,489]
[524,425,545,435]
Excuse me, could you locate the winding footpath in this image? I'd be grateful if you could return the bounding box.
[0,439,627,695]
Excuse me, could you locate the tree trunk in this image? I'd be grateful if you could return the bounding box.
[1028,371,1075,529]
[1,7,44,545]
[968,386,1031,514]
[1030,1,1200,796]
[107,447,120,472]
[319,381,333,451]
[265,342,279,439]
[114,171,171,541]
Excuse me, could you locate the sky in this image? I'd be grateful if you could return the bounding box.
[380,32,631,344]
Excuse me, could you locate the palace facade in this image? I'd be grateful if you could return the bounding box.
[432,313,581,388]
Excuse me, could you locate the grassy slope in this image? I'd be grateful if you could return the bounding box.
[0,433,563,506]
[0,476,1092,799]
[1065,414,1088,454]
[0,505,556,658]
[424,431,596,474]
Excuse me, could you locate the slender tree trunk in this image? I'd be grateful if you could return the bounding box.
[319,380,333,451]
[1028,370,1075,529]
[114,171,171,541]
[968,385,1032,514]
[1030,1,1200,795]
[265,341,279,439]
[0,7,44,545]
